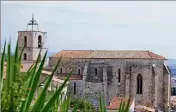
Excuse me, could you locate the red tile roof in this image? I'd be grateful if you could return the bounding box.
[106,97,132,110]
[57,73,82,80]
[135,105,155,112]
[51,50,166,60]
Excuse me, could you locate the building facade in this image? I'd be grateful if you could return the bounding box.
[49,50,171,112]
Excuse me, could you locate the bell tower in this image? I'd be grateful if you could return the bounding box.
[18,14,47,62]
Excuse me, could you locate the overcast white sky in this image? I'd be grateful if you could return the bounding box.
[1,1,176,58]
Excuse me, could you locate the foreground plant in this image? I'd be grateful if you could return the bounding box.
[0,41,71,112]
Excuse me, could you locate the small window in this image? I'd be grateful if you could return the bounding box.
[60,68,62,73]
[73,82,76,95]
[24,36,27,47]
[95,68,98,76]
[24,53,27,60]
[38,35,42,48]
[137,74,143,94]
[118,69,121,83]
[78,69,81,75]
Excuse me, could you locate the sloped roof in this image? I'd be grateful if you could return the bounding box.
[57,73,82,80]
[135,105,155,112]
[50,50,166,60]
[106,97,132,110]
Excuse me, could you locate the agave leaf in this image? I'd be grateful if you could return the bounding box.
[31,57,61,112]
[60,96,71,112]
[124,97,131,112]
[26,49,43,90]
[40,70,72,112]
[17,46,24,76]
[24,63,35,80]
[55,88,61,111]
[19,48,43,112]
[9,41,20,111]
[18,46,24,62]
[99,94,106,112]
[72,98,80,112]
[118,99,122,112]
[0,40,6,93]
[102,95,106,112]
[23,50,47,112]
[121,101,125,111]
[23,64,36,89]
[84,101,88,112]
[99,94,102,112]
[6,40,12,92]
[13,41,19,81]
[38,74,49,87]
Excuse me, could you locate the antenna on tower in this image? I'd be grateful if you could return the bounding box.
[26,13,39,31]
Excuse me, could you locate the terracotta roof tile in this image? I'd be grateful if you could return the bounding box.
[51,50,166,60]
[57,73,82,80]
[106,97,132,110]
[51,50,94,59]
[135,105,155,112]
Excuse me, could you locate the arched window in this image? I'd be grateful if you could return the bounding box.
[24,36,27,47]
[24,53,27,60]
[60,68,62,73]
[137,74,143,94]
[95,68,98,76]
[78,69,81,75]
[74,82,76,95]
[118,69,121,83]
[38,35,42,48]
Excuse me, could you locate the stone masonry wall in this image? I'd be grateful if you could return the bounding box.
[49,57,170,111]
[67,80,83,98]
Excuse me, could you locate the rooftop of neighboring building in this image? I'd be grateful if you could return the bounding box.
[42,70,82,80]
[106,97,133,110]
[50,50,166,60]
[106,97,155,112]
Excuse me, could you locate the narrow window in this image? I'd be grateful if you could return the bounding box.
[60,68,62,73]
[24,53,27,60]
[95,68,98,76]
[118,69,121,83]
[78,69,81,75]
[137,74,143,94]
[24,36,27,47]
[38,35,42,48]
[73,82,76,95]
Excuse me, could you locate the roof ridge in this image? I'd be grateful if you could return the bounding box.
[61,50,94,51]
[60,50,151,52]
[147,51,153,59]
[50,50,166,59]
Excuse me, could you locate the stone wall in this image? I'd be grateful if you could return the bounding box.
[18,31,47,61]
[67,80,83,98]
[49,57,170,111]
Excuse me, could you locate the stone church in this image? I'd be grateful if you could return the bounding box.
[49,50,171,111]
[17,16,171,111]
